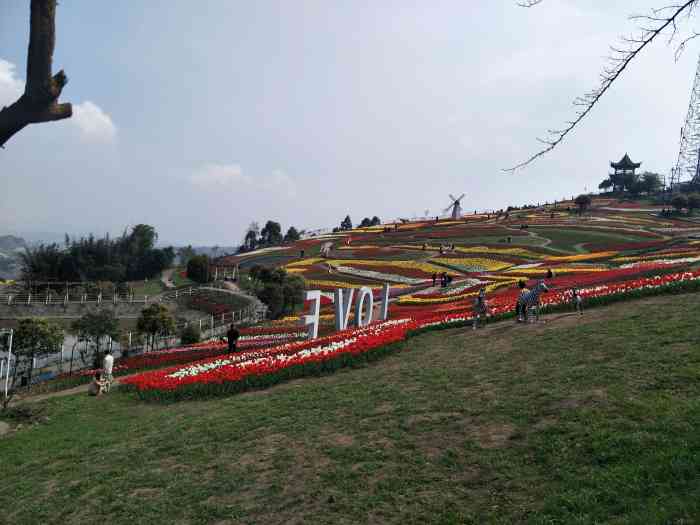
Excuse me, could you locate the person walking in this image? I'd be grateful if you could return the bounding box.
[227,324,240,353]
[472,288,490,330]
[432,273,437,287]
[572,288,583,315]
[102,350,114,393]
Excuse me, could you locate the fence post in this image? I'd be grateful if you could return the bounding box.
[145,295,148,304]
[175,289,178,299]
[27,293,31,305]
[98,293,102,305]
[128,332,132,351]
[64,293,68,306]
[199,319,203,332]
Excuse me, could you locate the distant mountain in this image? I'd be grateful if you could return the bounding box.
[0,235,26,252]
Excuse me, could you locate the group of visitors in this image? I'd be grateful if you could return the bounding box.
[432,272,453,288]
[88,349,114,397]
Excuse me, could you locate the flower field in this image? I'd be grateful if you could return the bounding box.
[119,197,700,400]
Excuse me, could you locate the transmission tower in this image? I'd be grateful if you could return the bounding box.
[674,54,700,188]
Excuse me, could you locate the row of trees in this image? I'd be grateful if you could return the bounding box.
[598,172,663,196]
[21,225,175,285]
[669,194,700,214]
[241,221,301,253]
[333,215,381,232]
[0,303,186,409]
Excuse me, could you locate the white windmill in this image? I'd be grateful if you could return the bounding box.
[443,193,465,219]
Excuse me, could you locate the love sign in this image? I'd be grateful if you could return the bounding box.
[302,284,390,340]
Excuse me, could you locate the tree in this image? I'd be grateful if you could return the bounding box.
[639,172,663,195]
[671,194,688,213]
[70,310,120,369]
[574,194,592,214]
[340,215,353,231]
[687,193,700,214]
[258,283,284,319]
[598,179,613,192]
[242,222,260,251]
[370,216,381,226]
[0,0,72,148]
[6,318,63,403]
[137,304,176,351]
[281,275,305,314]
[187,254,210,284]
[510,1,700,169]
[177,245,196,266]
[260,221,283,246]
[359,217,372,227]
[283,226,300,243]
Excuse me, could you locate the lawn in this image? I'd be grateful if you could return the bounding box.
[2,293,700,524]
[528,227,654,253]
[128,278,165,297]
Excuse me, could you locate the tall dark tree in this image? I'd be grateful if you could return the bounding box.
[70,310,120,368]
[359,217,372,227]
[187,254,210,284]
[0,0,72,148]
[574,194,592,214]
[284,226,300,243]
[340,215,353,231]
[370,216,381,226]
[260,221,283,245]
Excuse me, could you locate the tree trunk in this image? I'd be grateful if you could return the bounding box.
[0,0,72,148]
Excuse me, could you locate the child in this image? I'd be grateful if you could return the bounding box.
[88,372,106,397]
[472,288,490,330]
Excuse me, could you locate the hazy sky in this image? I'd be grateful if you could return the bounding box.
[1,1,697,245]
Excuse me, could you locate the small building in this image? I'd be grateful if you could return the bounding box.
[609,153,641,192]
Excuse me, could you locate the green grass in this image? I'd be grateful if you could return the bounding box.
[3,294,700,524]
[528,227,653,253]
[170,268,195,288]
[128,279,165,297]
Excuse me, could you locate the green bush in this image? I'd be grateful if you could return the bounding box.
[180,324,201,345]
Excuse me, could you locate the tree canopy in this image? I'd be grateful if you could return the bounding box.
[21,224,174,284]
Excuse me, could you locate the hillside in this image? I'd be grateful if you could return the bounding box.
[2,293,700,524]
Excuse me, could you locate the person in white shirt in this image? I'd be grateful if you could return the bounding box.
[103,350,114,392]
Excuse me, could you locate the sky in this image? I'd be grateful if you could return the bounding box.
[1,1,698,246]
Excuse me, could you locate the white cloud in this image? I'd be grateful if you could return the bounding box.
[1,58,117,143]
[0,59,25,105]
[265,169,297,198]
[190,163,250,188]
[72,101,117,142]
[190,164,296,198]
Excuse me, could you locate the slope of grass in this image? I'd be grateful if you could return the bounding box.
[528,227,653,252]
[2,294,700,524]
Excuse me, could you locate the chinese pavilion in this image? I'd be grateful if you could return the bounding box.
[609,153,641,192]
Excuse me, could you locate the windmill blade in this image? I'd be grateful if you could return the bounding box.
[456,193,465,203]
[449,194,457,202]
[443,204,454,213]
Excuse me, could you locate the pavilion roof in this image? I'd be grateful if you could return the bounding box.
[610,153,641,170]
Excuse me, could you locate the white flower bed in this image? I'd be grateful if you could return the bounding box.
[334,265,426,285]
[167,319,412,380]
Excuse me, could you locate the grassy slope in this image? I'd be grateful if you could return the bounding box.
[2,294,700,524]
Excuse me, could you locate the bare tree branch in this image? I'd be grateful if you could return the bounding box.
[0,0,72,149]
[506,0,699,171]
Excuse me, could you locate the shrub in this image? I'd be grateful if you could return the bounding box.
[180,324,201,345]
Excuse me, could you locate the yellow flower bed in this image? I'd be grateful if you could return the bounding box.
[545,251,618,263]
[303,278,408,289]
[432,257,513,271]
[502,267,608,276]
[612,251,700,263]
[285,257,324,268]
[455,246,545,259]
[396,279,517,305]
[326,259,447,274]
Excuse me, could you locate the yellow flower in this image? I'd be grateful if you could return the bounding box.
[432,257,513,271]
[545,251,617,263]
[454,246,545,259]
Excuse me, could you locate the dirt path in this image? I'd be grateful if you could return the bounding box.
[13,373,142,404]
[161,268,175,289]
